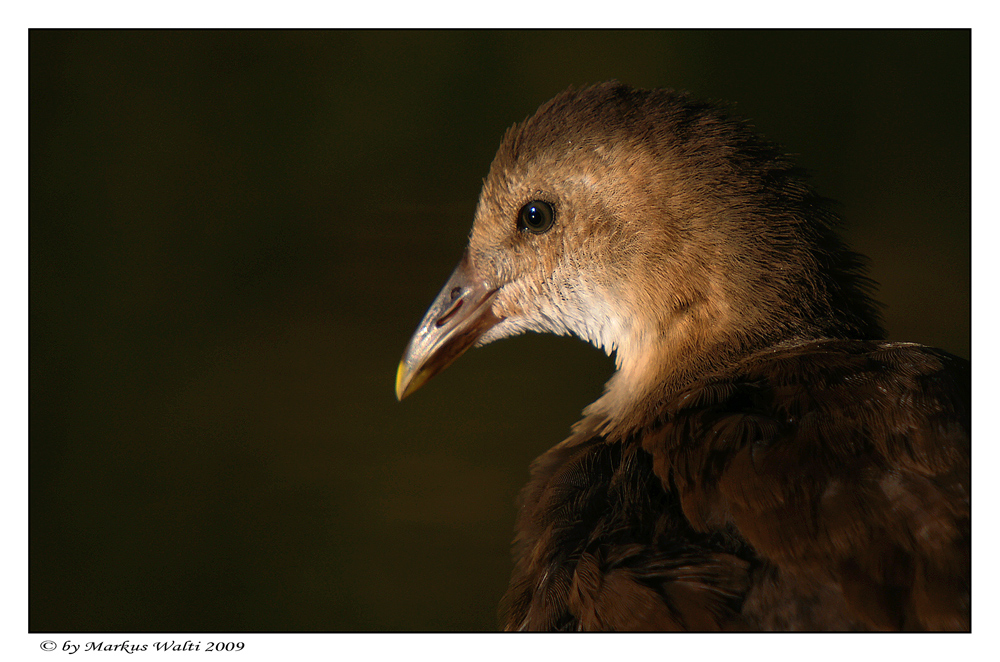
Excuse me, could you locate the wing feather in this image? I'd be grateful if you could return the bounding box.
[643,340,969,630]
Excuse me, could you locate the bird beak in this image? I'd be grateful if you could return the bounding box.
[396,251,502,400]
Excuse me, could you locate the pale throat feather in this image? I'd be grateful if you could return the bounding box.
[482,264,670,424]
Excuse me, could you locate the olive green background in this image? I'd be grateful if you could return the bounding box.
[30,30,970,631]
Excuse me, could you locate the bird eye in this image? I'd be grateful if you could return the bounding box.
[517,200,555,234]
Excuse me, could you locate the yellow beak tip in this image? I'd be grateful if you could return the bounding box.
[395,361,409,401]
[395,360,431,401]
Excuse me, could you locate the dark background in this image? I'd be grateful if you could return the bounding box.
[30,30,970,631]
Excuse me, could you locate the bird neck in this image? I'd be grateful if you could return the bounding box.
[578,295,746,441]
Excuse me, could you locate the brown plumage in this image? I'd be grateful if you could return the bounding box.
[395,82,969,631]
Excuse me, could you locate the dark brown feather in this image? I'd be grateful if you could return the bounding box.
[502,340,968,631]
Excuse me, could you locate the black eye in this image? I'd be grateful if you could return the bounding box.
[517,200,555,234]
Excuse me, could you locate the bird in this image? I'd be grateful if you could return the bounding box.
[394,82,969,631]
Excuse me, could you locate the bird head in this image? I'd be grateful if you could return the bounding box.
[396,82,881,433]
